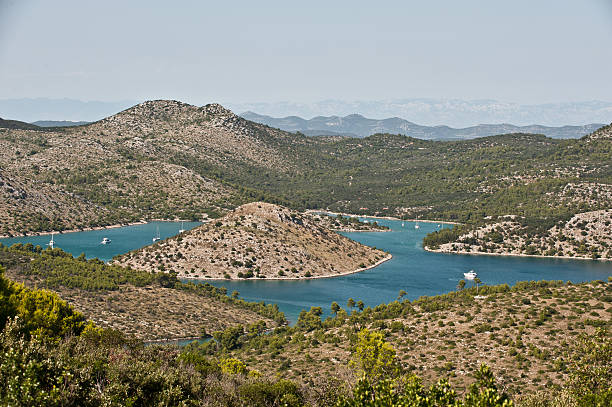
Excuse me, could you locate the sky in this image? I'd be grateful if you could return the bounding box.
[1,0,611,107]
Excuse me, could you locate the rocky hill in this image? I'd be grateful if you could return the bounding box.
[426,208,612,260]
[0,100,307,236]
[583,122,612,141]
[114,202,389,279]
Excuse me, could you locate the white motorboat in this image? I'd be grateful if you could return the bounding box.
[101,237,111,245]
[463,270,477,280]
[152,226,161,242]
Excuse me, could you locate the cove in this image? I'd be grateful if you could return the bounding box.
[0,221,201,262]
[202,218,611,323]
[1,218,610,324]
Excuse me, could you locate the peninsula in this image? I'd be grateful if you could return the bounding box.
[113,202,390,279]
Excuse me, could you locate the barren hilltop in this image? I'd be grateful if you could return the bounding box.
[114,202,390,279]
[0,100,300,236]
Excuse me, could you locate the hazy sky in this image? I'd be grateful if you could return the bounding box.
[1,0,611,105]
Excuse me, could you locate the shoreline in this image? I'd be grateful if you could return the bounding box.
[143,336,203,345]
[424,247,612,262]
[331,227,390,233]
[0,219,205,239]
[181,253,394,282]
[308,209,461,225]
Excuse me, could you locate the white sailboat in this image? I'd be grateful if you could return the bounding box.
[152,226,161,242]
[179,221,185,234]
[414,222,420,229]
[48,232,55,249]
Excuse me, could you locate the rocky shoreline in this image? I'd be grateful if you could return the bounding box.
[181,253,393,281]
[307,209,461,225]
[424,246,612,262]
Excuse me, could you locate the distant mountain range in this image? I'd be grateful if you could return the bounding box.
[229,99,612,128]
[1,99,611,238]
[240,112,604,140]
[2,97,612,128]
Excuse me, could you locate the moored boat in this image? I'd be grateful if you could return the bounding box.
[464,270,477,280]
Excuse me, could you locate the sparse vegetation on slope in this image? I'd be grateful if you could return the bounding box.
[0,243,286,340]
[194,280,611,401]
[114,202,389,279]
[425,208,612,260]
[3,261,608,405]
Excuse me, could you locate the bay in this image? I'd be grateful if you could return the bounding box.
[1,217,610,324]
[203,218,611,322]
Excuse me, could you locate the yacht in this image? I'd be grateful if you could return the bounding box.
[48,232,55,249]
[414,223,420,229]
[463,270,477,280]
[152,226,161,242]
[101,237,111,245]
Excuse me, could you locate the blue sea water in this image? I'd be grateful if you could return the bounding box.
[0,221,201,262]
[2,218,610,323]
[203,218,611,322]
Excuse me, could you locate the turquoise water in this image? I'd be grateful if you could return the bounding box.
[203,218,611,322]
[1,218,610,324]
[0,221,201,262]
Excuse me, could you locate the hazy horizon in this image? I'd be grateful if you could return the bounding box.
[1,96,611,128]
[1,0,611,109]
